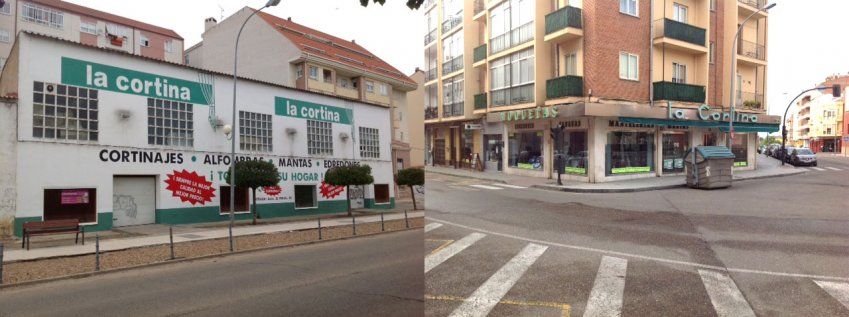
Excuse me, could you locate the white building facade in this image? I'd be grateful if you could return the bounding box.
[0,33,395,236]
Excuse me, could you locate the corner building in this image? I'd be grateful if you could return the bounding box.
[423,0,779,182]
[0,33,395,236]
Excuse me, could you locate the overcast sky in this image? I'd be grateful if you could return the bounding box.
[66,0,845,118]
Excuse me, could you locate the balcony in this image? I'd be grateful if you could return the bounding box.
[425,106,439,120]
[490,22,534,55]
[737,40,767,66]
[544,6,583,43]
[442,55,464,75]
[473,44,487,64]
[491,84,534,107]
[473,0,485,16]
[474,93,487,110]
[442,16,462,33]
[653,18,707,53]
[738,92,764,111]
[738,0,768,18]
[425,67,437,82]
[653,81,706,103]
[443,102,464,118]
[546,75,583,99]
[424,29,437,46]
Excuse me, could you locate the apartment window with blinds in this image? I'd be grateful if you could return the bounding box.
[307,120,333,156]
[22,3,64,28]
[148,98,194,147]
[565,52,578,76]
[442,31,464,63]
[491,48,535,106]
[620,0,638,17]
[165,40,175,53]
[619,52,639,81]
[80,21,97,35]
[672,63,687,84]
[239,111,272,152]
[32,82,99,141]
[359,127,380,158]
[489,0,535,53]
[673,3,688,23]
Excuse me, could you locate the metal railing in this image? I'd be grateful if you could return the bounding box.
[738,0,765,8]
[425,106,439,120]
[474,93,487,110]
[546,75,583,99]
[443,102,464,117]
[491,83,535,107]
[653,81,706,103]
[442,15,462,32]
[442,55,464,74]
[424,29,437,46]
[490,22,534,54]
[653,18,706,47]
[425,67,438,81]
[738,40,765,61]
[545,6,582,35]
[738,92,764,109]
[473,44,487,63]
[474,0,485,15]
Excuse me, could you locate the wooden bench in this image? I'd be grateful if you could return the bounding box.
[22,219,85,250]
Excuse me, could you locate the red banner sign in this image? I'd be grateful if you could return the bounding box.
[262,185,282,196]
[320,181,345,199]
[164,170,215,206]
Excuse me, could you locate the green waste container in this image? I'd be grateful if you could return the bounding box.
[683,146,735,189]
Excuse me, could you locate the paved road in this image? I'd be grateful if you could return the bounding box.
[425,154,849,316]
[0,230,424,317]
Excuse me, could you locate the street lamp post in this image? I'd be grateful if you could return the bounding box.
[228,0,281,252]
[727,2,776,149]
[780,85,841,165]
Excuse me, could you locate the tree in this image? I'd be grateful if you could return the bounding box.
[395,168,424,210]
[226,160,281,225]
[324,165,374,216]
[359,0,424,9]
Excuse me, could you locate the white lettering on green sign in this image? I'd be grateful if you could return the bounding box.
[667,101,758,123]
[274,97,352,124]
[60,57,211,105]
[499,106,559,122]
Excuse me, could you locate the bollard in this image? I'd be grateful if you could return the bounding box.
[380,212,385,232]
[404,209,410,228]
[318,217,323,240]
[169,226,175,260]
[0,242,4,285]
[228,223,234,252]
[95,234,100,272]
[352,214,357,235]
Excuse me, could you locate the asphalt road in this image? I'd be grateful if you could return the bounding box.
[0,230,424,317]
[425,154,849,317]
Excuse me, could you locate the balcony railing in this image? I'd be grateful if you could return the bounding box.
[546,75,583,99]
[424,29,437,46]
[653,81,706,103]
[738,40,765,61]
[474,0,485,15]
[442,15,462,32]
[738,0,765,8]
[545,6,582,35]
[653,18,706,47]
[443,102,464,117]
[738,92,764,110]
[425,67,437,81]
[423,0,436,9]
[425,106,439,120]
[474,93,487,110]
[442,55,464,74]
[473,44,487,63]
[491,83,534,107]
[490,22,534,54]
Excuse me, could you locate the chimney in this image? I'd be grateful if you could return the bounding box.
[287,17,292,21]
[204,17,217,32]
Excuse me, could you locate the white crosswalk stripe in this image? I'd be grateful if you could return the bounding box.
[425,232,486,273]
[812,167,827,171]
[425,223,443,233]
[826,167,842,171]
[815,280,849,310]
[469,184,503,190]
[584,256,628,317]
[448,243,548,317]
[449,185,479,191]
[491,183,527,189]
[699,270,756,317]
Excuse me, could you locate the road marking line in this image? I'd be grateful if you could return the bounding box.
[426,239,455,256]
[425,232,486,273]
[469,184,503,190]
[583,256,627,317]
[426,294,571,317]
[448,243,549,317]
[449,185,478,191]
[826,167,842,171]
[492,183,528,189]
[699,270,756,317]
[425,223,443,232]
[426,217,849,282]
[812,167,827,171]
[815,280,849,309]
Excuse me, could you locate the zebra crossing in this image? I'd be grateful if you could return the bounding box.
[425,222,849,317]
[455,183,529,191]
[796,166,844,172]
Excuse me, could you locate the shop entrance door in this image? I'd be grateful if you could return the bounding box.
[433,139,446,165]
[449,128,457,167]
[349,185,365,209]
[662,133,689,174]
[112,176,156,227]
[483,134,504,172]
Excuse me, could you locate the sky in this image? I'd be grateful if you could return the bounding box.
[65,0,846,119]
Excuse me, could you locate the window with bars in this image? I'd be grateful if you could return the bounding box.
[239,111,272,152]
[147,98,194,147]
[32,82,98,141]
[307,120,333,156]
[359,126,380,158]
[22,3,64,29]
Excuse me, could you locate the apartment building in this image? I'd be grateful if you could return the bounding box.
[423,0,779,183]
[790,75,848,152]
[0,0,184,67]
[186,7,418,172]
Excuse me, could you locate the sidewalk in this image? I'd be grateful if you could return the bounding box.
[2,210,425,263]
[427,154,803,193]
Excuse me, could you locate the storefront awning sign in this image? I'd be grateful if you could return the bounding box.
[498,105,559,122]
[668,102,759,123]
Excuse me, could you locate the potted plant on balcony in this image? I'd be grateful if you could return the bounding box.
[743,100,761,110]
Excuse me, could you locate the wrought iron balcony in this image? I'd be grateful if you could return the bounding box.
[738,40,765,61]
[738,92,764,110]
[546,75,583,99]
[653,18,706,47]
[425,67,437,82]
[653,81,706,103]
[545,6,582,35]
[424,29,437,46]
[442,15,462,33]
[473,44,487,63]
[474,93,487,110]
[442,55,464,74]
[425,106,439,120]
[443,102,464,117]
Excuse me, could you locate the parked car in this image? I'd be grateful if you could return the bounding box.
[781,146,796,163]
[765,144,780,157]
[790,148,818,166]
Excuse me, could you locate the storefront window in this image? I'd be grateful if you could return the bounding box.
[294,185,317,209]
[220,186,249,213]
[606,132,655,175]
[662,132,689,174]
[462,130,474,162]
[508,131,543,170]
[374,184,390,204]
[556,131,588,175]
[484,134,503,163]
[44,188,97,223]
[732,133,749,167]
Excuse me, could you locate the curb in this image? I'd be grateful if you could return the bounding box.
[425,169,508,184]
[0,221,424,290]
[531,170,805,193]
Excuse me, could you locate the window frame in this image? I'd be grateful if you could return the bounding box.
[21,3,64,29]
[619,0,639,17]
[0,2,10,15]
[238,111,273,152]
[139,35,150,47]
[672,62,687,84]
[0,29,9,43]
[619,52,639,81]
[164,40,174,53]
[219,185,250,214]
[359,126,381,158]
[673,3,688,23]
[294,185,318,209]
[32,81,100,142]
[147,98,194,148]
[80,21,97,35]
[307,120,334,156]
[373,184,391,204]
[309,66,319,80]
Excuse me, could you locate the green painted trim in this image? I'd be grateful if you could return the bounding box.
[155,200,351,225]
[734,161,749,167]
[13,216,41,237]
[564,167,587,175]
[14,213,113,237]
[364,197,395,210]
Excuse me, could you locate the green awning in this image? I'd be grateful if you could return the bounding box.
[618,117,779,133]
